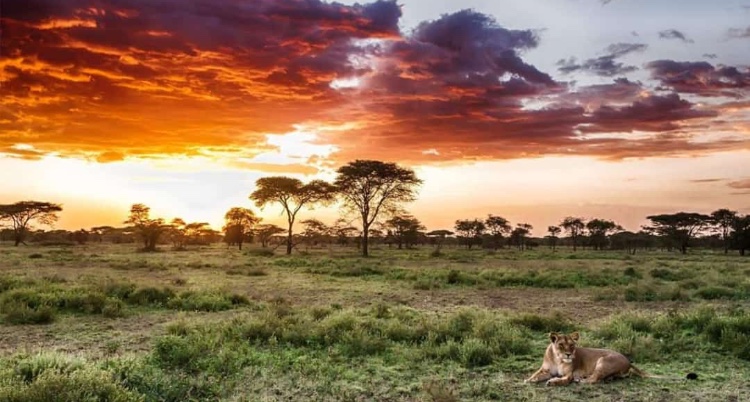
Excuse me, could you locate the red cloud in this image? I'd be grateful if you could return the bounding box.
[0,2,747,166]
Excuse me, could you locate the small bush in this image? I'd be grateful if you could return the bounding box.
[102,299,125,318]
[624,284,685,302]
[167,291,249,312]
[247,248,275,257]
[3,304,55,325]
[128,287,175,306]
[14,353,86,383]
[509,312,574,333]
[101,282,137,300]
[694,286,735,300]
[649,268,688,281]
[460,338,494,367]
[623,267,641,278]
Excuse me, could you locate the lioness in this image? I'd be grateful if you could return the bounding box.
[524,331,646,386]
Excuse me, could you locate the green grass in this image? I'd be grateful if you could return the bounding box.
[0,243,749,401]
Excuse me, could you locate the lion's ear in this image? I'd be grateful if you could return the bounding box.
[570,331,580,342]
[549,332,559,343]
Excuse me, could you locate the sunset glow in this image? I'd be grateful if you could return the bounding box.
[1,0,749,233]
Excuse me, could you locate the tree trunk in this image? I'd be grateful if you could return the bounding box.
[238,241,242,251]
[286,221,294,255]
[362,218,369,257]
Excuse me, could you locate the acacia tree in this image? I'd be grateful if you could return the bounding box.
[169,218,188,249]
[254,224,285,248]
[250,177,336,255]
[646,212,711,254]
[0,201,62,246]
[586,219,619,250]
[561,217,585,251]
[711,209,737,254]
[485,215,511,250]
[454,219,486,249]
[223,207,260,250]
[334,160,422,257]
[385,214,425,249]
[427,230,453,252]
[124,204,166,251]
[547,226,561,251]
[332,218,359,247]
[301,219,330,248]
[90,226,115,243]
[509,223,533,250]
[170,219,211,249]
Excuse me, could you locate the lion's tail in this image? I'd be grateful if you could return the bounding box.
[629,365,698,381]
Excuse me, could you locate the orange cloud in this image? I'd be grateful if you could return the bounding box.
[1,1,748,167]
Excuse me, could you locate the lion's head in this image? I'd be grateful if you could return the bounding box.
[549,332,580,364]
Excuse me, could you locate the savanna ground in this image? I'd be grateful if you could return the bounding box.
[0,243,749,402]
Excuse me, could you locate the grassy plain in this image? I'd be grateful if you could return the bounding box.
[0,243,748,401]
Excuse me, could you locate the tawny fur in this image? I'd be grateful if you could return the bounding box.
[524,332,644,386]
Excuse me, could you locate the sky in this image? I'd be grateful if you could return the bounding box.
[1,0,749,234]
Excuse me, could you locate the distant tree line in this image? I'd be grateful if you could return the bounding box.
[2,160,749,256]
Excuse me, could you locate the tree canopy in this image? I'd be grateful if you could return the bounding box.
[646,212,711,254]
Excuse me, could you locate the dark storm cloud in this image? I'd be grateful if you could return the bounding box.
[647,60,750,98]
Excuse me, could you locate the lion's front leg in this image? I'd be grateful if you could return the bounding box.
[546,375,574,387]
[524,368,552,384]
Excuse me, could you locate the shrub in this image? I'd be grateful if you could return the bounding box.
[624,284,686,302]
[3,304,55,325]
[0,368,140,402]
[127,287,175,306]
[623,267,641,278]
[694,286,735,300]
[14,353,86,383]
[102,299,125,318]
[509,312,574,333]
[247,248,275,257]
[167,291,250,312]
[460,338,493,367]
[101,282,137,300]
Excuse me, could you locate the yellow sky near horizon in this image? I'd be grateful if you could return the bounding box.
[2,148,749,236]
